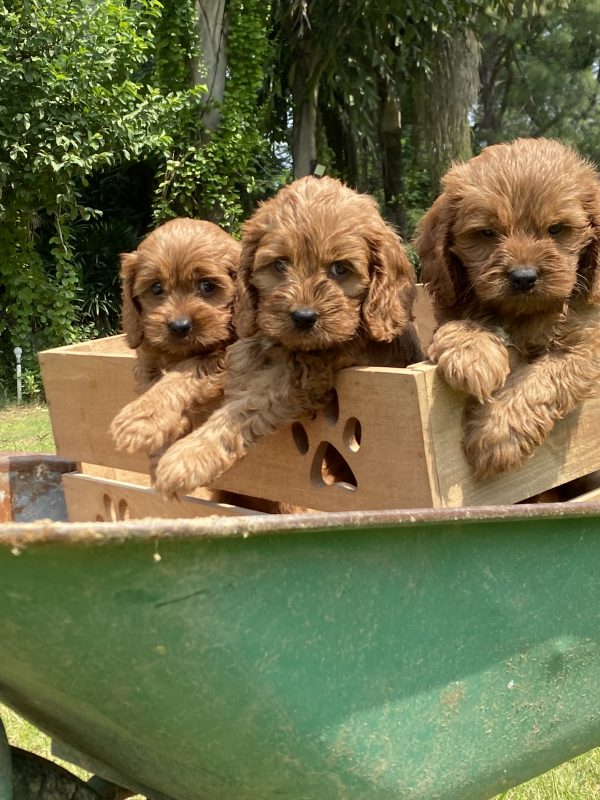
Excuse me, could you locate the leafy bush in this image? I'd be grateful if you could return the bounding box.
[0,0,205,390]
[153,0,280,229]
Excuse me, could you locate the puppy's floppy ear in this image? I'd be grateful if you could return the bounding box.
[362,221,417,342]
[233,213,266,338]
[578,229,600,304]
[413,192,461,309]
[227,242,242,281]
[119,251,144,349]
[577,186,600,304]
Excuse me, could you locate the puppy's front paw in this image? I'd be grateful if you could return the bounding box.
[110,399,187,454]
[429,323,510,402]
[462,400,535,479]
[153,441,211,497]
[154,432,236,497]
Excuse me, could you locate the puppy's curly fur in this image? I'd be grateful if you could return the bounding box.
[414,137,600,479]
[110,217,239,456]
[154,176,423,496]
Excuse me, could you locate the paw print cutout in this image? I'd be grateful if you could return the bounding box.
[311,442,357,489]
[96,493,130,522]
[289,388,361,493]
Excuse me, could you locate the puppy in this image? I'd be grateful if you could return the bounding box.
[415,137,600,479]
[110,218,240,456]
[153,176,423,496]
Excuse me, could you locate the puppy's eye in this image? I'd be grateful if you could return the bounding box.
[479,229,497,238]
[329,261,351,278]
[273,260,288,274]
[150,282,163,296]
[198,280,217,296]
[548,223,564,236]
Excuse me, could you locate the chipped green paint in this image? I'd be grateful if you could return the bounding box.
[1,504,600,800]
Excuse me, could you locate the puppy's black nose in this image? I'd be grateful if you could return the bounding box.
[291,308,318,330]
[508,267,538,292]
[169,318,192,336]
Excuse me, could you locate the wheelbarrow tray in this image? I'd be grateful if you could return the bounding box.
[2,489,600,800]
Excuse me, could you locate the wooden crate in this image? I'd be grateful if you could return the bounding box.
[61,471,266,522]
[39,288,600,515]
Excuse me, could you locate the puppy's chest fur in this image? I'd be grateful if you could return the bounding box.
[134,344,225,390]
[226,327,422,409]
[477,301,599,361]
[229,337,346,402]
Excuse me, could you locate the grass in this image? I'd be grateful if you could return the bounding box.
[0,401,55,453]
[1,703,90,781]
[498,750,600,799]
[1,404,600,798]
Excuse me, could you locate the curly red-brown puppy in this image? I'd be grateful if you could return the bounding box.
[153,175,423,496]
[110,217,239,456]
[414,137,600,479]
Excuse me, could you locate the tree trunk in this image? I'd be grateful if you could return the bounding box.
[292,38,319,178]
[321,102,359,187]
[379,85,405,233]
[477,33,514,146]
[194,0,228,131]
[415,28,480,192]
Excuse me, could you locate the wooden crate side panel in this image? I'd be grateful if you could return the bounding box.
[39,334,132,356]
[214,366,437,511]
[62,473,265,522]
[41,338,437,511]
[77,463,238,504]
[39,350,149,474]
[415,364,600,506]
[78,464,152,486]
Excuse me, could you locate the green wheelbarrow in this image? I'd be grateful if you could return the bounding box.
[1,454,600,800]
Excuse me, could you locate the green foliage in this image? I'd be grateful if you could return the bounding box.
[153,0,200,92]
[154,0,277,228]
[1,0,593,405]
[475,0,600,163]
[71,216,138,337]
[0,0,204,384]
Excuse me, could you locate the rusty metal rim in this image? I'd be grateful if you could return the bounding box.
[2,452,600,545]
[0,454,76,471]
[2,501,600,546]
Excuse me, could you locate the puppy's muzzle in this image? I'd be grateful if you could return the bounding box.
[291,308,319,330]
[508,266,538,292]
[169,317,193,337]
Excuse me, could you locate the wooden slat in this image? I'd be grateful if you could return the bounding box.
[62,473,265,521]
[213,364,437,511]
[77,463,227,499]
[40,338,437,512]
[78,463,152,486]
[39,341,149,474]
[569,488,600,503]
[413,363,600,506]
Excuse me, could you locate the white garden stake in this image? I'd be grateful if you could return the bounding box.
[14,347,22,404]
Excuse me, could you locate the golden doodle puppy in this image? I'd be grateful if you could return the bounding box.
[415,137,600,479]
[154,176,423,496]
[110,217,240,456]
